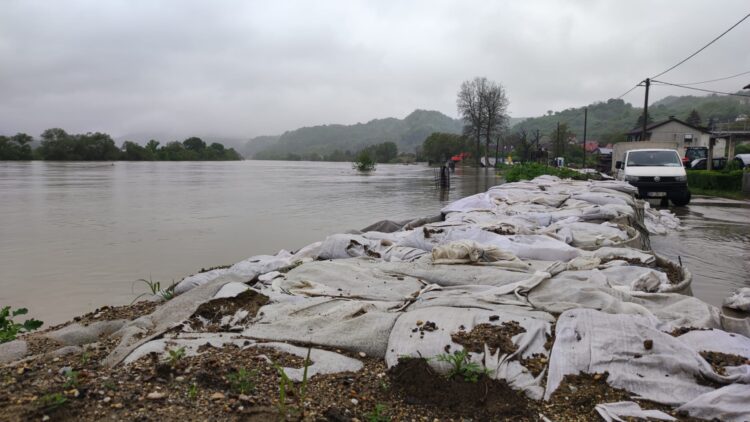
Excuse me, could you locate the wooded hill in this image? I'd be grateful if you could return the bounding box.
[242,92,750,159]
[245,110,462,160]
[513,93,750,144]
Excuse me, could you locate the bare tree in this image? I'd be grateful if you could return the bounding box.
[457,77,509,167]
[457,78,486,166]
[480,80,509,167]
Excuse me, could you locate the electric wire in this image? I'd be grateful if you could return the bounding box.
[668,69,750,86]
[616,83,642,99]
[651,80,750,97]
[650,13,750,79]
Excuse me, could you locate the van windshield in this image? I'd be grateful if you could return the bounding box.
[626,151,682,167]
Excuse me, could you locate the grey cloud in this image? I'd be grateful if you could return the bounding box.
[1,0,749,141]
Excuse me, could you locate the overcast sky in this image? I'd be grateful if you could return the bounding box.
[1,1,749,141]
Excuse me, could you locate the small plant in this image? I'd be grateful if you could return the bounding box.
[436,349,488,383]
[364,403,391,422]
[228,367,256,394]
[275,364,292,416]
[0,306,43,343]
[132,277,177,303]
[39,393,68,411]
[274,349,312,418]
[187,383,198,400]
[62,369,79,388]
[167,346,186,367]
[80,350,91,365]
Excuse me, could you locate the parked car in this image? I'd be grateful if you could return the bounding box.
[615,149,690,206]
[689,157,727,170]
[682,146,707,168]
[735,154,750,169]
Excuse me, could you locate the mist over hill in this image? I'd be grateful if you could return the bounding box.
[243,110,462,159]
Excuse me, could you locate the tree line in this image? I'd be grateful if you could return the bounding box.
[0,129,241,161]
[255,141,412,164]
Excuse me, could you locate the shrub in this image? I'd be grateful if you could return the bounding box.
[0,306,43,343]
[686,170,743,191]
[503,163,598,183]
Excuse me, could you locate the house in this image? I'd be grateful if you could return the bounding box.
[584,140,600,153]
[625,116,726,157]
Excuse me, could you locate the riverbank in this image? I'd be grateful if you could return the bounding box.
[2,175,748,421]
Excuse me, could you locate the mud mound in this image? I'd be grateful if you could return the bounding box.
[388,358,535,420]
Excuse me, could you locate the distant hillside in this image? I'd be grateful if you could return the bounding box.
[512,93,750,144]
[247,110,462,159]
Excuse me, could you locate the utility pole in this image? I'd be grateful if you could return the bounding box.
[640,78,650,142]
[535,129,540,163]
[582,107,588,168]
[556,121,561,163]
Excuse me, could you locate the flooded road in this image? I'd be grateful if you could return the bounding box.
[651,196,750,308]
[1,160,747,324]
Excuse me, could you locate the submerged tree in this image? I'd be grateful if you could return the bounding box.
[353,150,376,172]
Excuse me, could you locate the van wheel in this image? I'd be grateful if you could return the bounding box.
[670,190,691,206]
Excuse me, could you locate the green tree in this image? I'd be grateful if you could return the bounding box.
[686,109,702,127]
[121,141,154,160]
[183,137,206,151]
[146,139,160,153]
[0,133,34,160]
[635,112,655,129]
[550,123,573,159]
[422,132,467,163]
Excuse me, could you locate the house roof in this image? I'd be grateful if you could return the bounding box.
[626,116,711,136]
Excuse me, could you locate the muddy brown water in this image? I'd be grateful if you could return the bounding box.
[650,196,750,308]
[0,161,500,324]
[1,161,748,324]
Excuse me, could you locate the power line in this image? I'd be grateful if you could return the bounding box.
[651,79,750,97]
[616,83,642,99]
[669,69,750,86]
[651,12,750,79]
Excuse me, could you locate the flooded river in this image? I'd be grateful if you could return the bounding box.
[0,161,748,324]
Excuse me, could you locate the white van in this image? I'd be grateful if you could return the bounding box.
[615,149,691,206]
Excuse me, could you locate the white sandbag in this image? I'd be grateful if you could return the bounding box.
[174,244,321,295]
[675,384,750,422]
[318,234,389,260]
[595,401,676,422]
[441,192,496,214]
[431,240,521,264]
[376,259,535,288]
[724,287,750,312]
[528,273,720,330]
[587,247,655,265]
[247,342,363,381]
[273,258,424,302]
[175,268,231,295]
[242,297,400,357]
[545,308,727,405]
[676,329,750,359]
[408,272,552,311]
[599,266,670,293]
[572,192,632,207]
[384,306,552,400]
